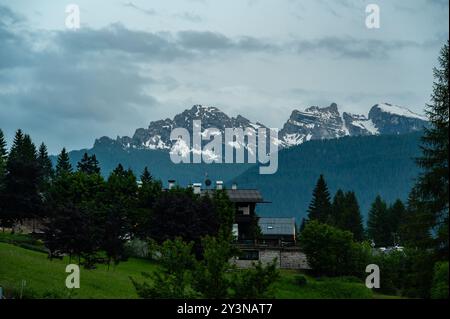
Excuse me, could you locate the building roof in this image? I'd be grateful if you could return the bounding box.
[202,189,266,203]
[259,218,296,236]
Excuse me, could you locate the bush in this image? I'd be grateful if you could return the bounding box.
[431,261,449,299]
[369,248,436,298]
[131,237,280,299]
[299,221,370,277]
[231,260,280,299]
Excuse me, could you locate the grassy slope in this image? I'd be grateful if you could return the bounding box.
[0,242,390,299]
[0,242,153,299]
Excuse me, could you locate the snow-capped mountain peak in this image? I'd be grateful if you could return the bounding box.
[371,103,428,121]
[94,102,428,152]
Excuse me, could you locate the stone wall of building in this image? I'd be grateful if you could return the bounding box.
[231,247,310,270]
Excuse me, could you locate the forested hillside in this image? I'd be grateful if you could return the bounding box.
[235,132,423,222]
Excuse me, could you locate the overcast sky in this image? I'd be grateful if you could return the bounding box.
[0,0,448,154]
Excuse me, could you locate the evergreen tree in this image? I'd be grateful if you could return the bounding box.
[331,189,346,226]
[134,167,162,238]
[77,152,100,175]
[4,131,42,224]
[37,143,54,188]
[101,164,138,265]
[414,41,449,258]
[149,187,220,256]
[307,174,332,223]
[400,188,434,249]
[388,199,406,246]
[342,192,365,242]
[140,166,153,184]
[55,148,72,176]
[367,196,391,247]
[331,190,364,241]
[45,169,106,265]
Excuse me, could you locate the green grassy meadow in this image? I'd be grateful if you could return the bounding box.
[0,236,396,299]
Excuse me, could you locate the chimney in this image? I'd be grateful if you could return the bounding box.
[193,183,202,194]
[216,181,224,190]
[168,180,176,190]
[232,183,238,190]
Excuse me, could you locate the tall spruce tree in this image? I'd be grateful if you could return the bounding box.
[331,190,364,241]
[342,192,365,242]
[55,148,72,176]
[388,199,406,246]
[4,131,42,223]
[367,196,392,247]
[37,143,54,188]
[414,41,449,258]
[307,175,332,223]
[331,189,346,226]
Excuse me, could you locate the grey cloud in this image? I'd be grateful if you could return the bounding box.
[122,2,157,16]
[174,12,204,23]
[295,36,431,59]
[0,5,34,69]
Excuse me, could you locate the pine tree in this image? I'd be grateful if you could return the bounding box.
[140,166,153,184]
[414,41,449,258]
[37,143,54,187]
[55,148,72,176]
[342,191,365,242]
[331,189,346,226]
[77,152,100,175]
[400,188,434,249]
[4,131,42,223]
[367,196,391,247]
[330,190,364,241]
[388,199,406,246]
[101,164,138,265]
[307,175,332,223]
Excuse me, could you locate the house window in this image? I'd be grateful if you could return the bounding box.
[238,205,250,215]
[239,250,259,261]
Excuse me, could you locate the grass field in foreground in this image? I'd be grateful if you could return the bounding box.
[0,242,395,299]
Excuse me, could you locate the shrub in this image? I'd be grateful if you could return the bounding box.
[299,221,369,277]
[231,260,280,299]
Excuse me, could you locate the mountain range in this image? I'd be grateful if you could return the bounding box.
[96,102,428,151]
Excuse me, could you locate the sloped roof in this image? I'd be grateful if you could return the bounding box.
[259,217,296,235]
[201,189,265,203]
[225,189,264,203]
